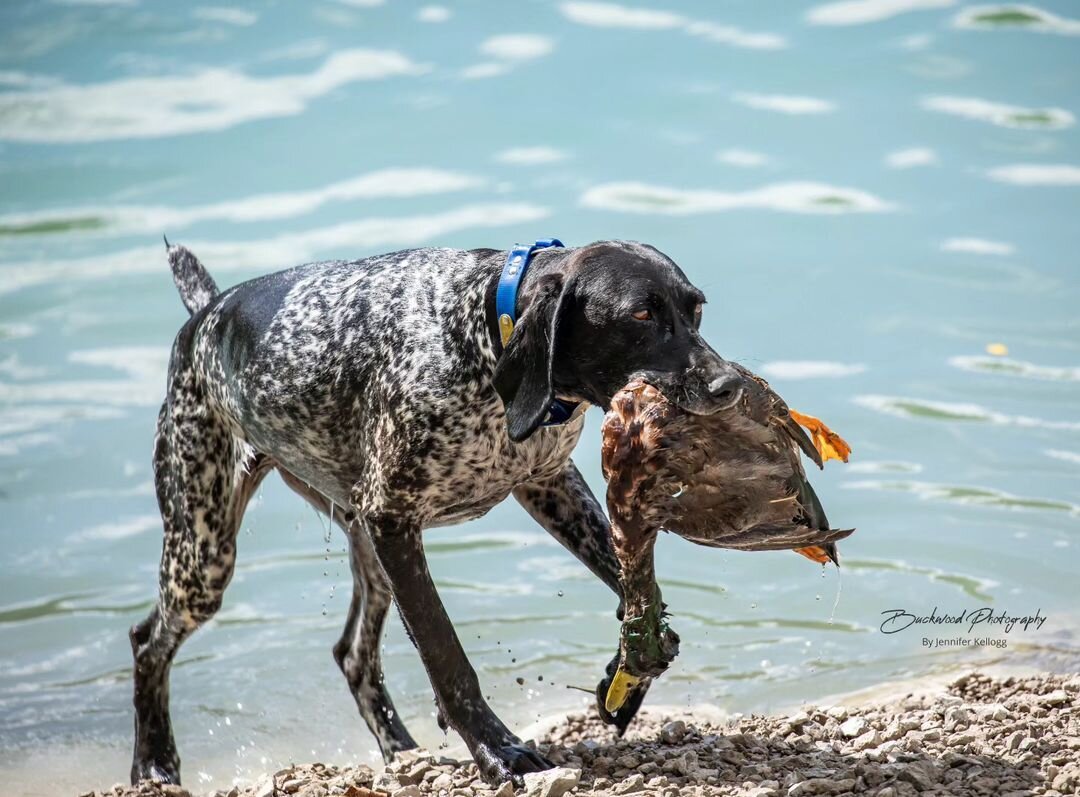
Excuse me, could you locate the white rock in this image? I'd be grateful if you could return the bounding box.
[660,720,687,743]
[853,729,882,751]
[839,717,869,738]
[977,702,1009,721]
[390,787,422,797]
[613,773,645,794]
[1042,689,1069,706]
[254,779,275,797]
[522,766,580,797]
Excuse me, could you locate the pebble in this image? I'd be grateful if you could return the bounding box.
[838,717,868,738]
[522,767,579,797]
[660,720,687,744]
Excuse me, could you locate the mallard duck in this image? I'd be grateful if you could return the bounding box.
[599,370,854,712]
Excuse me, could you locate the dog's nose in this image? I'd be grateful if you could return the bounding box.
[708,374,744,408]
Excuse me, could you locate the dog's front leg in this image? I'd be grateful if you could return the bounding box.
[361,513,552,786]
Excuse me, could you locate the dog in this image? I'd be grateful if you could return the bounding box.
[130,239,746,787]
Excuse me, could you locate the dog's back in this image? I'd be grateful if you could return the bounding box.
[164,243,581,515]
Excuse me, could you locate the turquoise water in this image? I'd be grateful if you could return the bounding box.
[2,1,1079,794]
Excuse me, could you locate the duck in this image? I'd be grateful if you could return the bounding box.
[599,369,854,712]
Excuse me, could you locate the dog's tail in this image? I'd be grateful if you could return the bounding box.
[165,236,219,315]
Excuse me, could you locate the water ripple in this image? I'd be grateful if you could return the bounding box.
[949,354,1080,381]
[0,169,485,239]
[581,181,892,215]
[844,479,1080,516]
[953,4,1080,35]
[0,203,550,297]
[921,95,1074,129]
[0,50,427,143]
[843,558,999,601]
[807,0,956,27]
[854,394,1080,430]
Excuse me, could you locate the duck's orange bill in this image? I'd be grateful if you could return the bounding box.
[789,409,852,464]
[794,545,831,564]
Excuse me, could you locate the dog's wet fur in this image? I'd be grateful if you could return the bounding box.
[132,240,741,787]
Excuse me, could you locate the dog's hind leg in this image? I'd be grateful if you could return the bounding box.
[278,470,418,761]
[130,387,272,785]
[513,459,663,735]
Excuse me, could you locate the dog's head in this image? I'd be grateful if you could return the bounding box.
[493,240,746,442]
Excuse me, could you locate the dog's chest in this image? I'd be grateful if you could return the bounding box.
[424,411,585,526]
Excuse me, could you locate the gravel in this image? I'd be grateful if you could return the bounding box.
[80,671,1080,797]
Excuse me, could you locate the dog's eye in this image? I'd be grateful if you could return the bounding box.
[631,309,652,321]
[693,303,703,325]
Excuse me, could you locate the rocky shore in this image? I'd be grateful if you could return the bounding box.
[83,672,1079,797]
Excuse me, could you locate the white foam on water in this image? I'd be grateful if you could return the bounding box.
[843,479,1080,515]
[580,181,893,215]
[416,6,451,23]
[459,62,511,80]
[0,405,125,436]
[716,148,770,168]
[941,237,1015,256]
[921,95,1075,129]
[733,92,836,114]
[885,147,937,168]
[0,49,426,142]
[0,432,58,457]
[847,460,923,474]
[193,6,258,27]
[559,2,786,49]
[0,347,170,409]
[559,2,684,29]
[0,202,550,297]
[0,168,485,238]
[760,361,867,379]
[986,163,1080,185]
[948,355,1080,381]
[807,0,955,26]
[69,514,161,542]
[854,394,1080,430]
[494,147,569,165]
[478,34,555,61]
[1045,449,1080,465]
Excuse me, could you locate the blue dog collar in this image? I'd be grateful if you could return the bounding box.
[496,238,580,428]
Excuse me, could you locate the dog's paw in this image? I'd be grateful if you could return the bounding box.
[472,740,553,787]
[131,760,180,786]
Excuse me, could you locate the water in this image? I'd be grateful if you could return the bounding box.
[2,1,1079,794]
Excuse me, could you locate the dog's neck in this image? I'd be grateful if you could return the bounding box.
[483,247,570,356]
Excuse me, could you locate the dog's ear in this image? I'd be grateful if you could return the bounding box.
[493,274,572,442]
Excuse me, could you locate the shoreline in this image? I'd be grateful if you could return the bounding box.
[80,669,1080,797]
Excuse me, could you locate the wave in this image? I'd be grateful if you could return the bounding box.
[0,49,426,143]
[853,394,1080,430]
[948,355,1080,381]
[581,180,892,214]
[0,168,484,239]
[0,202,550,297]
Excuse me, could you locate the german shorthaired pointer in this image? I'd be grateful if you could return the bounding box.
[130,239,745,787]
